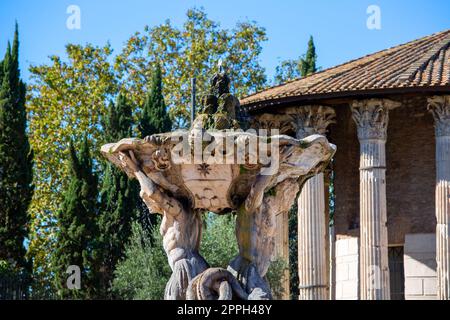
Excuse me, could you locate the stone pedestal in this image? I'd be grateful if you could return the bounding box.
[428,95,450,300]
[351,99,399,300]
[289,105,336,300]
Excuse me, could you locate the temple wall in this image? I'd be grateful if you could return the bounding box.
[331,97,436,245]
[404,233,437,300]
[385,99,436,244]
[334,237,359,299]
[330,104,360,239]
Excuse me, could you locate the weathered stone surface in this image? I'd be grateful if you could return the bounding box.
[332,98,437,245]
[351,99,400,300]
[428,95,450,300]
[186,268,248,300]
[102,131,335,300]
[288,105,336,300]
[101,67,336,300]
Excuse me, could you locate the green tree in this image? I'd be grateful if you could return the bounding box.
[199,213,238,268]
[112,219,171,300]
[266,256,289,300]
[274,59,302,85]
[115,7,267,127]
[53,137,98,299]
[0,259,29,299]
[113,213,239,300]
[27,43,116,287]
[27,8,269,283]
[97,94,140,298]
[139,64,172,137]
[274,35,318,84]
[113,213,286,299]
[300,36,317,77]
[138,65,172,230]
[0,23,34,272]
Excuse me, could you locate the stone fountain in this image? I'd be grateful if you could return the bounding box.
[101,65,336,300]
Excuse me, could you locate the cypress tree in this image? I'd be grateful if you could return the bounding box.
[97,94,139,298]
[0,23,34,271]
[139,64,171,137]
[53,137,98,299]
[138,64,171,230]
[300,36,317,77]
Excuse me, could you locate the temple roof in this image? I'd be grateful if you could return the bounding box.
[240,29,450,111]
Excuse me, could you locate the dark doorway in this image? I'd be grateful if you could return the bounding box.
[389,246,405,300]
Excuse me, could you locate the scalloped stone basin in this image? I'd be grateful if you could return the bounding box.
[101,131,336,214]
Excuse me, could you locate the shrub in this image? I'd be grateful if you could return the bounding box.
[112,219,170,300]
[113,213,286,299]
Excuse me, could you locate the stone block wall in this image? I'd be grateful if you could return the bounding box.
[404,233,437,300]
[334,237,359,299]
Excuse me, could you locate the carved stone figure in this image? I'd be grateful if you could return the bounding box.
[118,150,208,300]
[186,267,248,300]
[101,64,336,300]
[197,62,240,130]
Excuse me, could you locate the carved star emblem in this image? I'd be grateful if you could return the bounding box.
[197,163,211,177]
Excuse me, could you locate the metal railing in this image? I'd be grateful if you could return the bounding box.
[0,274,29,300]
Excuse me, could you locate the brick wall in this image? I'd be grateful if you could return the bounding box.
[331,97,436,244]
[330,104,360,239]
[386,98,436,244]
[404,233,437,300]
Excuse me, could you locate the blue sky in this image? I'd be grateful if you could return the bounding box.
[1,0,449,82]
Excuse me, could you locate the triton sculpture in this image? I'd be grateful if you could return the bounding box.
[101,63,336,300]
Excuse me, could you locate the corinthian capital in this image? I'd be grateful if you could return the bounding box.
[427,95,450,137]
[251,113,291,134]
[351,99,400,141]
[286,105,336,139]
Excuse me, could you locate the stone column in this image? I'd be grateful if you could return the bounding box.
[289,105,336,300]
[351,99,399,300]
[428,95,450,300]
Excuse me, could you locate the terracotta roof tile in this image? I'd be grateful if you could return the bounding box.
[241,30,450,108]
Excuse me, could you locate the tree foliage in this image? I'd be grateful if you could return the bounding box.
[27,9,269,284]
[288,202,299,299]
[273,35,318,85]
[22,8,303,298]
[199,213,238,269]
[53,138,98,299]
[139,64,172,137]
[112,219,170,300]
[115,7,267,127]
[113,213,240,300]
[274,59,302,86]
[137,65,172,230]
[97,94,140,298]
[0,23,33,272]
[300,36,317,77]
[26,44,117,284]
[266,256,289,300]
[113,213,286,299]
